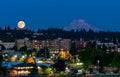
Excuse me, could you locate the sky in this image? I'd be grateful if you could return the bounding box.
[0,0,120,31]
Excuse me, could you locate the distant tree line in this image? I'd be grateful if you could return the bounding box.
[0,26,120,42]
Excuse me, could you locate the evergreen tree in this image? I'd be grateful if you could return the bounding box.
[36,48,50,58]
[53,59,66,71]
[0,55,3,67]
[69,42,77,56]
[12,45,17,51]
[30,63,38,75]
[112,53,120,68]
[0,44,6,50]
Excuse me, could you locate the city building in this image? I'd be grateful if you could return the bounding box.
[15,39,25,50]
[15,38,71,54]
[15,38,29,50]
[96,41,118,52]
[32,40,44,50]
[49,39,71,54]
[0,40,15,49]
[75,40,87,52]
[0,46,1,50]
[32,38,71,54]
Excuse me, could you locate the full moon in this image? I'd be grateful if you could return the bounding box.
[17,21,25,29]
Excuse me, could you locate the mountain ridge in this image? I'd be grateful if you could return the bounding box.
[63,19,100,31]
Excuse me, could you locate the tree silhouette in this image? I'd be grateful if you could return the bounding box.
[112,53,120,68]
[36,48,50,58]
[53,59,66,71]
[0,55,3,67]
[0,44,6,50]
[69,42,78,56]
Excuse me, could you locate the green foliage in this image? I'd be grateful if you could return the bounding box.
[0,67,8,76]
[30,65,38,75]
[18,57,25,62]
[12,45,17,51]
[0,44,6,50]
[79,48,107,68]
[26,50,36,56]
[53,59,66,71]
[69,42,78,56]
[102,52,114,66]
[19,46,27,51]
[36,47,50,58]
[79,48,120,69]
[1,27,120,41]
[0,55,3,67]
[42,67,53,75]
[0,69,3,75]
[20,46,37,56]
[59,71,67,76]
[112,53,120,68]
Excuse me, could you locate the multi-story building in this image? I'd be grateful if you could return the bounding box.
[16,38,71,54]
[15,38,30,50]
[75,40,87,52]
[49,39,71,54]
[15,39,25,50]
[96,41,118,52]
[0,46,1,51]
[32,40,44,50]
[0,40,15,49]
[26,40,33,50]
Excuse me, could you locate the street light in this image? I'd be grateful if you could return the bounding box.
[97,60,100,74]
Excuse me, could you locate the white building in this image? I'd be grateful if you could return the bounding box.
[16,38,71,54]
[96,42,118,52]
[0,40,15,49]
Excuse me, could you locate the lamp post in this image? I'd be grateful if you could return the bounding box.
[97,60,100,74]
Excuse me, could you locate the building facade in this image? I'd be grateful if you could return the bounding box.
[16,38,71,54]
[0,40,15,49]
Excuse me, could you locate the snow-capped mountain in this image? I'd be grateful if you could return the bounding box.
[63,19,99,31]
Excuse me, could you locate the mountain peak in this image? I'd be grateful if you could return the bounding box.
[63,19,99,31]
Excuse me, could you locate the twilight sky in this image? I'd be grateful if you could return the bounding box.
[0,0,120,31]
